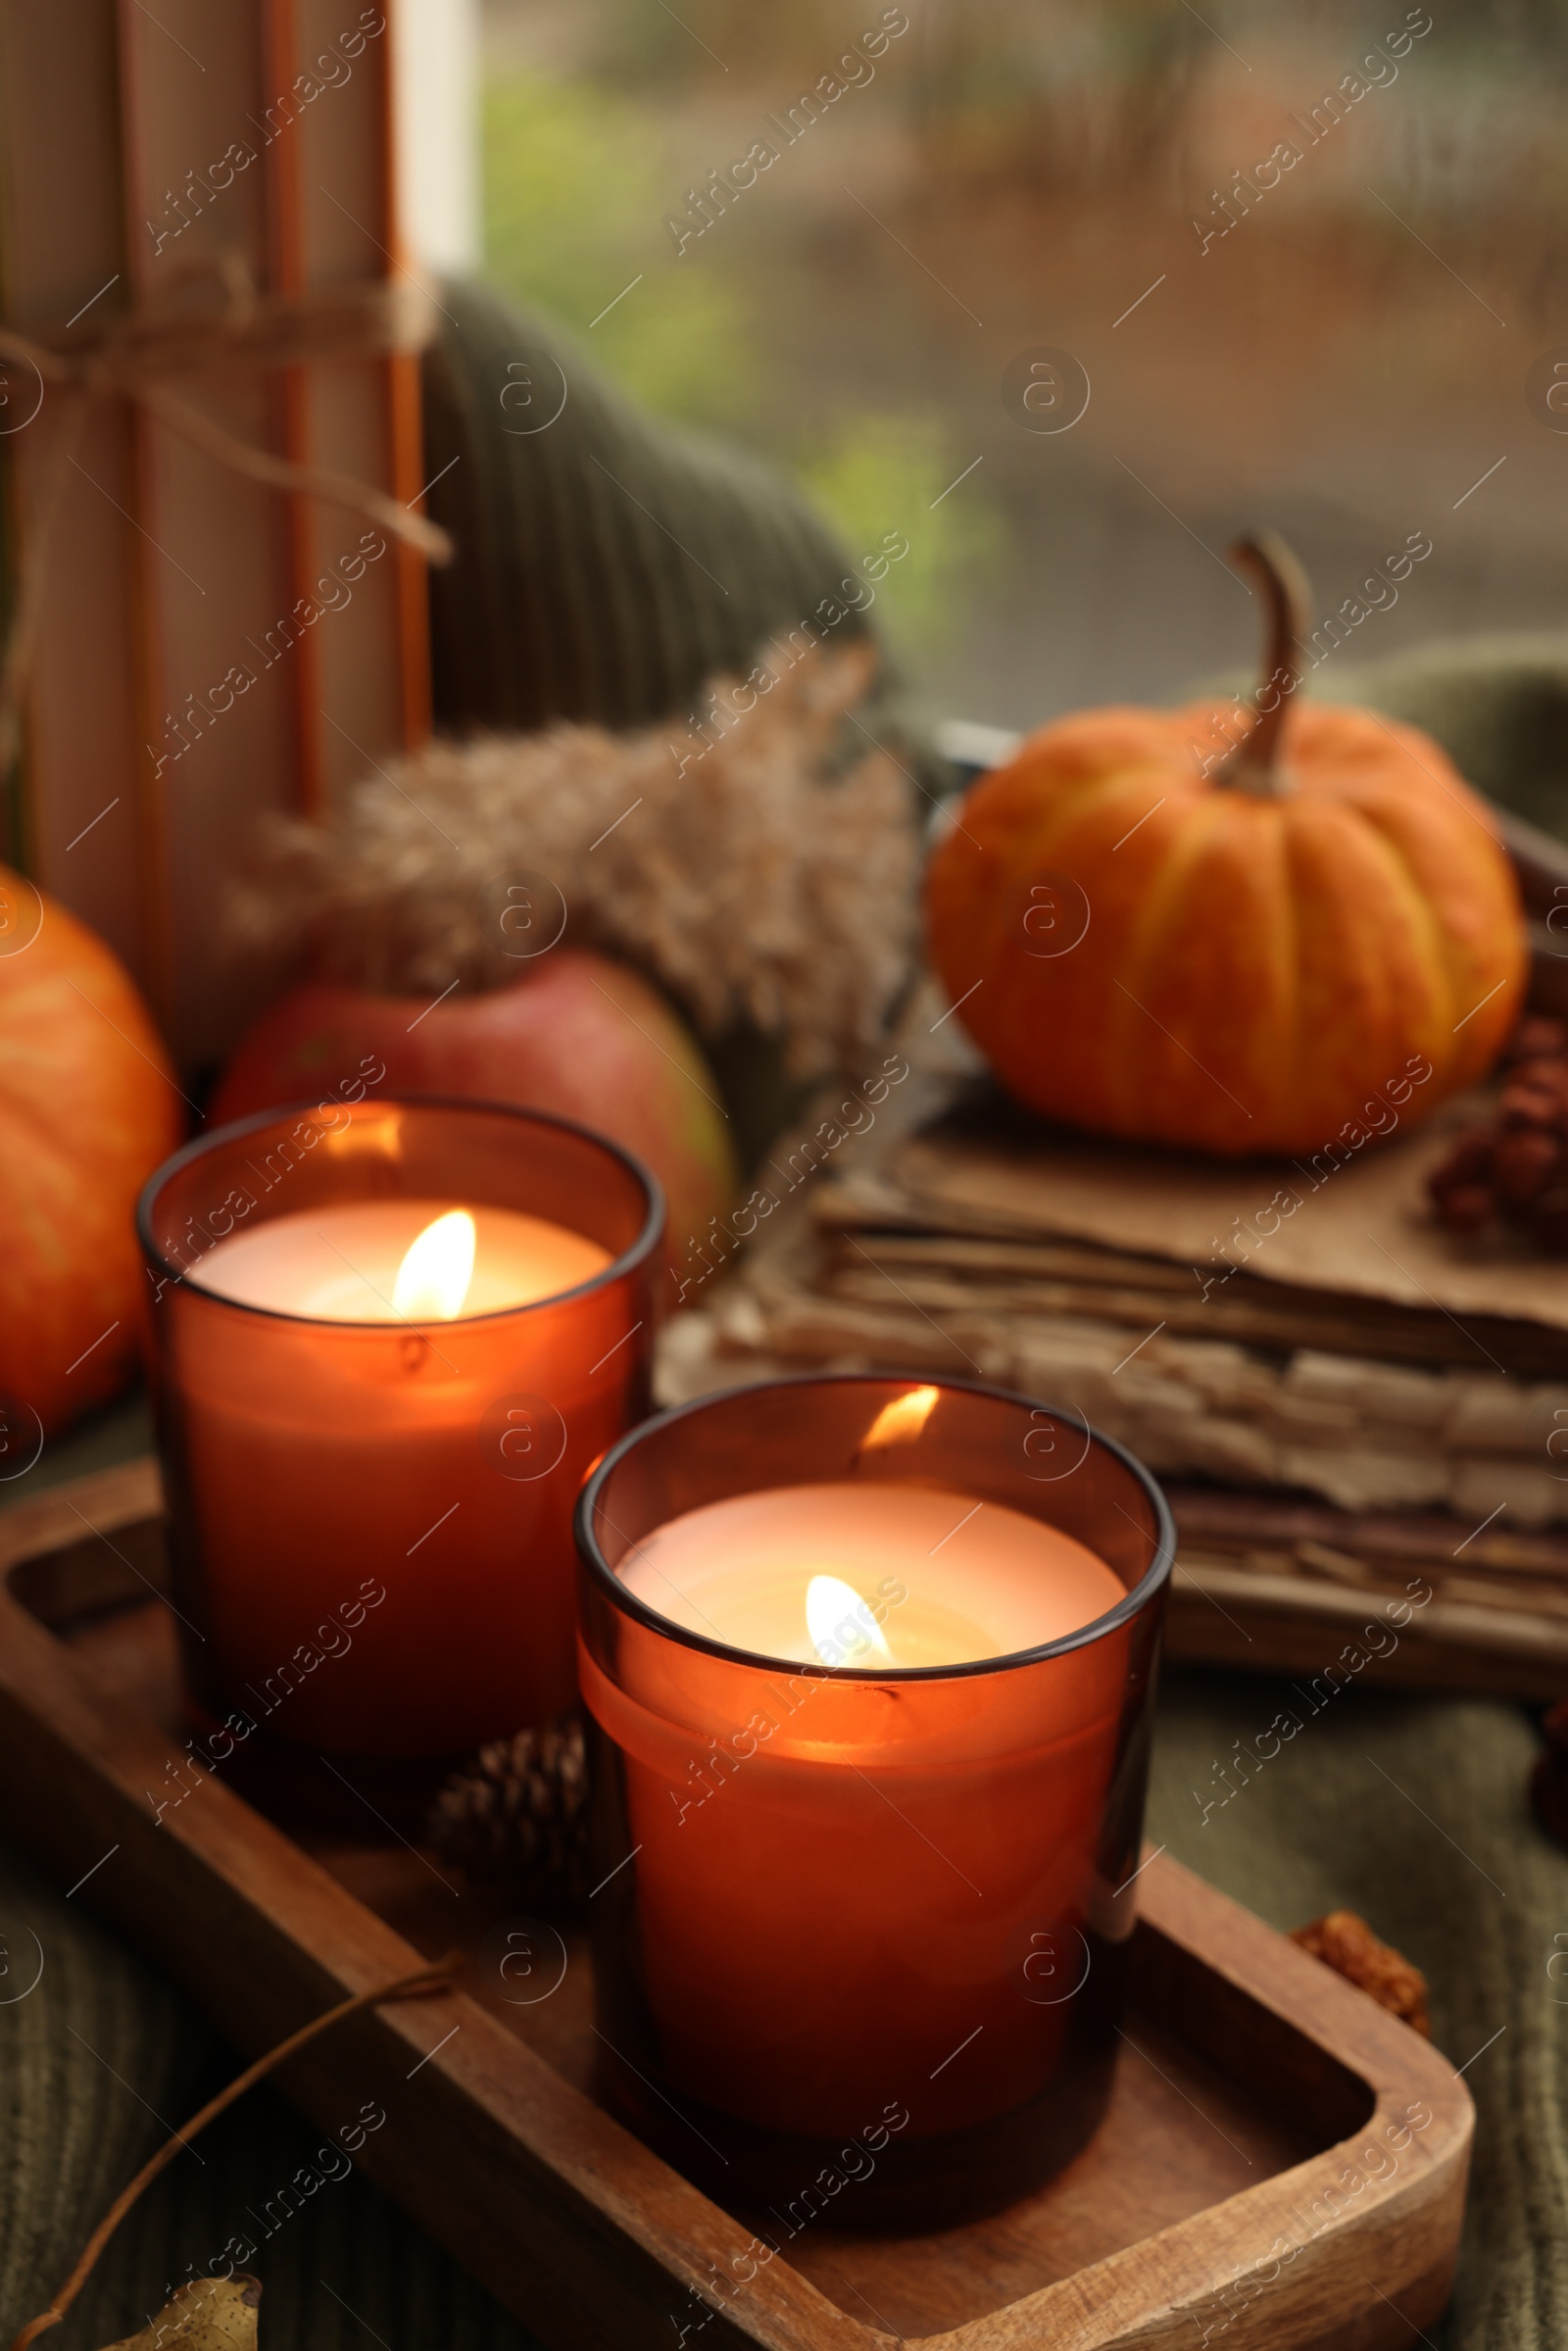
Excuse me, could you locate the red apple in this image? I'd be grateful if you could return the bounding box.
[211,951,738,1297]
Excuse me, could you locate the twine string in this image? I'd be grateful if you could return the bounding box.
[0,265,454,777]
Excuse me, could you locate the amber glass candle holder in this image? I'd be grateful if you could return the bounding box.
[140,1097,660,1796]
[575,1372,1173,2227]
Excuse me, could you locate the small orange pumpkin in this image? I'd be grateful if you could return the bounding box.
[0,871,181,1435]
[925,536,1528,1156]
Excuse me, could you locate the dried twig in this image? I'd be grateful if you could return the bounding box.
[8,1952,461,2351]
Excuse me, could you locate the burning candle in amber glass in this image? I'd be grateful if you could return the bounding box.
[575,1373,1173,2224]
[139,1097,660,1775]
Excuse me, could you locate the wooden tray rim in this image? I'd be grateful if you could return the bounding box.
[0,1461,1473,2351]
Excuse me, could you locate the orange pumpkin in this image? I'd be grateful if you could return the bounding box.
[0,870,181,1437]
[925,536,1528,1156]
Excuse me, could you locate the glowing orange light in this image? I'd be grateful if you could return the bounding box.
[858,1385,941,1455]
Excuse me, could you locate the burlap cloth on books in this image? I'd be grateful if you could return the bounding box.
[6,285,1568,2349]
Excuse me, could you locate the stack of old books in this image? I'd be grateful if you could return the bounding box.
[661,1047,1568,1697]
[0,0,435,1067]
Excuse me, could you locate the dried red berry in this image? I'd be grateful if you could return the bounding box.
[1511,1015,1566,1062]
[1494,1129,1560,1201]
[1291,1911,1431,2036]
[1430,1180,1495,1233]
[1430,1018,1568,1251]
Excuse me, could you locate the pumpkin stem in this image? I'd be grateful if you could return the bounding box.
[1212,532,1313,796]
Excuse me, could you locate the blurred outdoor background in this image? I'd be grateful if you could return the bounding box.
[474,0,1568,736]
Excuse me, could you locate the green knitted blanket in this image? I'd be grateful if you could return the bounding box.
[419,275,912,1163]
[6,288,1568,2348]
[2,1679,1560,2350]
[421,278,881,742]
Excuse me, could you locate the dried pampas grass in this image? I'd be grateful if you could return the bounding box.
[238,640,920,1077]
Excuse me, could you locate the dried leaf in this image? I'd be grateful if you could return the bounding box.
[98,2278,261,2351]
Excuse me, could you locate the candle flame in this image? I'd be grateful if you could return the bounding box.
[806,1574,893,1669]
[858,1385,940,1455]
[393,1209,476,1321]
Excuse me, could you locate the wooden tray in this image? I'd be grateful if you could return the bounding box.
[0,1463,1473,2351]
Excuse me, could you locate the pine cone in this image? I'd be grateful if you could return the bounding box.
[427,1716,590,1908]
[1429,1015,1568,1252]
[1291,1909,1431,2036]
